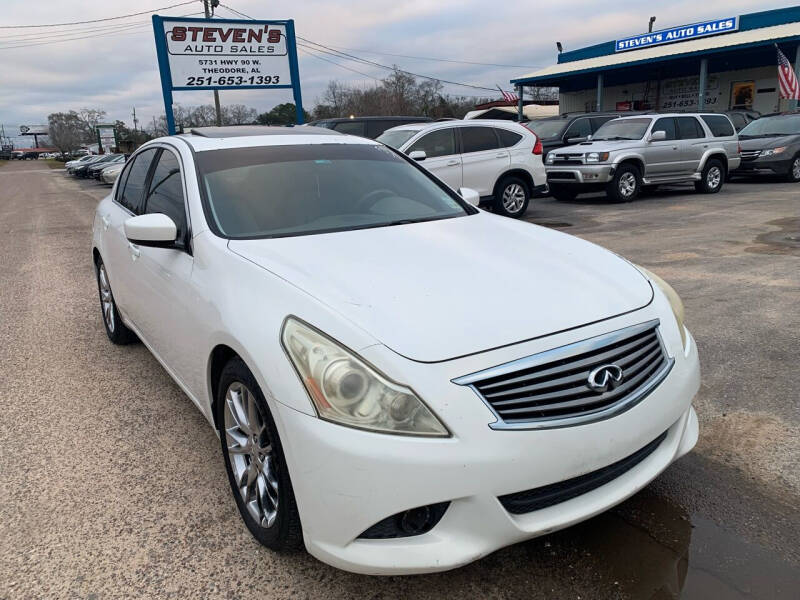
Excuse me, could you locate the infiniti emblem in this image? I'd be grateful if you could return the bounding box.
[587,364,624,393]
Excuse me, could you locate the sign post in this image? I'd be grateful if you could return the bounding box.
[152,15,304,135]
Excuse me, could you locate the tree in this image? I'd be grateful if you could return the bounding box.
[222,104,258,125]
[75,108,107,141]
[257,103,310,125]
[47,111,86,156]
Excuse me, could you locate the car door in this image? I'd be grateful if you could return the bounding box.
[641,117,680,177]
[459,125,507,196]
[405,127,462,190]
[125,147,201,391]
[101,147,159,323]
[675,116,706,175]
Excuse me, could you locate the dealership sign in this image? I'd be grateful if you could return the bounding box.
[615,17,739,52]
[152,16,304,134]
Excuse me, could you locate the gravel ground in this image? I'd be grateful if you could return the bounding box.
[0,160,798,599]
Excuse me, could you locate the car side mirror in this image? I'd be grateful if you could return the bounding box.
[458,187,480,207]
[124,213,177,247]
[648,130,666,142]
[567,136,587,143]
[408,150,427,161]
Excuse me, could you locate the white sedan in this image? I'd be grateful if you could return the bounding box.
[92,126,699,575]
[377,120,547,218]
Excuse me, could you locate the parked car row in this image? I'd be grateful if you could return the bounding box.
[542,111,800,202]
[65,153,127,184]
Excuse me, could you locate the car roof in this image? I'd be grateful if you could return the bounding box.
[313,116,431,123]
[172,125,379,152]
[384,119,528,133]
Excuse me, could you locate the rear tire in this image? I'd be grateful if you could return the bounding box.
[493,176,530,218]
[695,159,725,193]
[95,258,137,345]
[217,357,303,552]
[785,154,800,182]
[606,164,641,202]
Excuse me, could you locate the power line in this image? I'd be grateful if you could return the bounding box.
[322,45,540,70]
[219,4,499,93]
[298,47,381,81]
[0,1,199,28]
[0,12,204,50]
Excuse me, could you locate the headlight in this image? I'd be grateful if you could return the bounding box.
[281,318,449,436]
[637,267,686,348]
[760,146,786,157]
[585,152,610,163]
[546,153,555,164]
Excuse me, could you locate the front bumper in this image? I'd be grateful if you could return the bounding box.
[734,156,793,175]
[546,164,614,184]
[273,318,701,575]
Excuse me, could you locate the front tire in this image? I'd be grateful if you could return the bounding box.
[606,164,641,202]
[217,357,303,552]
[493,176,530,218]
[785,154,800,182]
[95,258,137,345]
[695,159,725,193]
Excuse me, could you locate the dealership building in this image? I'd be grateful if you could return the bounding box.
[511,6,800,122]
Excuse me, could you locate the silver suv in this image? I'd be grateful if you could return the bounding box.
[545,113,740,202]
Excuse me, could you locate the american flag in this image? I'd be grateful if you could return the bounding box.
[776,45,800,100]
[497,85,519,103]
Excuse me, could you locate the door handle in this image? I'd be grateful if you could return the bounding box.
[128,242,140,260]
[672,146,678,150]
[495,153,507,158]
[446,159,459,166]
[101,215,111,231]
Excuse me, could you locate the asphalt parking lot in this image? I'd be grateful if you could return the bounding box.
[1,159,798,599]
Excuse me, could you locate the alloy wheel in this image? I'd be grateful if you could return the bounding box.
[224,382,279,528]
[98,263,115,333]
[618,172,637,198]
[792,158,800,180]
[707,166,722,189]
[502,183,526,213]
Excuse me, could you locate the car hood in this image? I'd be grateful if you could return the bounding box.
[739,135,798,150]
[229,213,653,362]
[567,139,644,153]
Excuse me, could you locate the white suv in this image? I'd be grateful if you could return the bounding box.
[377,120,547,218]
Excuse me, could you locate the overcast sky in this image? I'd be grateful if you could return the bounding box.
[0,0,795,139]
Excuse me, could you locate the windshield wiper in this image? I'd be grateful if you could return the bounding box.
[594,136,635,141]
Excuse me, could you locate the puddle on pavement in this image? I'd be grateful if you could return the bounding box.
[746,218,800,255]
[506,491,800,599]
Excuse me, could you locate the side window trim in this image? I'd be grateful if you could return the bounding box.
[144,145,193,254]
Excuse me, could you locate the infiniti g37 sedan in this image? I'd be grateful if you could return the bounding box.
[91,125,700,575]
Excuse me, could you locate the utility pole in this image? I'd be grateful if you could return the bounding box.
[204,0,222,126]
[132,107,139,142]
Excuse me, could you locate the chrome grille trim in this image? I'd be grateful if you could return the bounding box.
[740,150,761,161]
[453,320,674,430]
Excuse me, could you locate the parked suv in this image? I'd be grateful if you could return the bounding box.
[307,116,432,139]
[733,112,800,182]
[377,120,547,217]
[545,113,740,202]
[523,112,631,160]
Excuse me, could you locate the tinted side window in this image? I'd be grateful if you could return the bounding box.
[676,117,704,140]
[144,150,187,246]
[496,128,523,148]
[118,148,157,214]
[729,113,747,131]
[564,118,592,140]
[332,121,365,136]
[652,118,677,141]
[366,120,392,139]
[409,128,456,158]
[701,115,735,137]
[461,127,499,153]
[590,116,616,132]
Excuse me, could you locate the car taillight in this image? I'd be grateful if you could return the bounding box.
[533,137,543,155]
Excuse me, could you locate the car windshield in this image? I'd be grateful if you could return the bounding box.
[197,144,471,239]
[376,129,419,149]
[739,115,800,138]
[592,118,652,140]
[524,119,567,140]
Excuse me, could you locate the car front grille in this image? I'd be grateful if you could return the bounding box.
[453,320,673,429]
[547,172,576,180]
[498,430,667,514]
[740,150,761,161]
[550,153,584,165]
